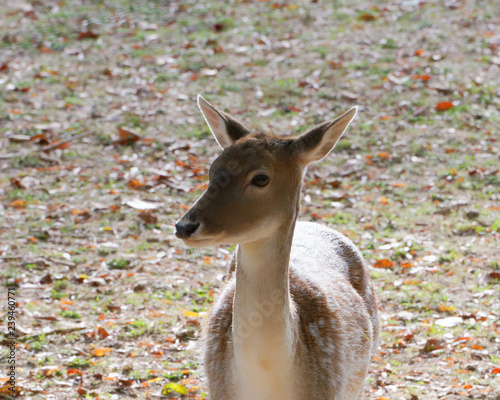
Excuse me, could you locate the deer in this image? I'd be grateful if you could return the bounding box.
[175,95,379,400]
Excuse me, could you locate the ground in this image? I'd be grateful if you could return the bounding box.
[0,0,499,399]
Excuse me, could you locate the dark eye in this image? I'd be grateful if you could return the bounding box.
[251,174,270,187]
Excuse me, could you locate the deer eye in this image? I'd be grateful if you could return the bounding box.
[251,174,270,187]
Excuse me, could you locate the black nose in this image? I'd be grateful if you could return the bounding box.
[175,221,200,239]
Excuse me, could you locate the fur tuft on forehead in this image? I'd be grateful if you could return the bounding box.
[232,131,297,156]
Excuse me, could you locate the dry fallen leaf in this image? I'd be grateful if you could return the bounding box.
[422,338,444,353]
[162,382,188,395]
[9,200,27,208]
[374,259,394,269]
[435,101,454,111]
[412,74,431,81]
[78,31,99,40]
[92,347,113,357]
[98,327,109,339]
[115,126,141,145]
[67,368,83,375]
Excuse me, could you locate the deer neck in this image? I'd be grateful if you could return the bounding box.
[232,215,298,399]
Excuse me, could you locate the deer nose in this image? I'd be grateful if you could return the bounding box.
[175,221,200,239]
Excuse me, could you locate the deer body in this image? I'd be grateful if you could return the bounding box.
[176,96,379,400]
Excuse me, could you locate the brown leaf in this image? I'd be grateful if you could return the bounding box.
[115,126,140,145]
[35,316,58,321]
[138,211,158,225]
[118,379,134,387]
[489,272,500,280]
[97,327,109,339]
[76,385,87,395]
[78,31,99,40]
[107,304,121,312]
[10,177,22,188]
[40,273,52,284]
[213,23,225,32]
[30,133,50,145]
[47,139,70,150]
[422,338,444,353]
[358,12,377,21]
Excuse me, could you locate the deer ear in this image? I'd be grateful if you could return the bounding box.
[294,107,358,164]
[197,95,250,149]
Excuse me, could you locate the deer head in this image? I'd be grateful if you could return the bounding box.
[175,96,357,247]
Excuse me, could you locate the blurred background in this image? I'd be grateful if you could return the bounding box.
[0,1,499,399]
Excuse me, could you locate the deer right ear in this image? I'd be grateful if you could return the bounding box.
[294,107,358,165]
[197,95,250,149]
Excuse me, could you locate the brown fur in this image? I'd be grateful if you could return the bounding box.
[205,261,377,400]
[176,98,378,400]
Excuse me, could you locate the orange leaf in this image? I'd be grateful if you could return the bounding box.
[401,262,413,269]
[41,367,59,376]
[0,385,23,395]
[412,74,431,81]
[380,196,389,204]
[437,305,456,312]
[492,367,500,374]
[374,259,394,269]
[9,200,27,208]
[127,179,144,189]
[435,101,454,111]
[49,139,70,150]
[67,368,82,375]
[415,49,424,56]
[202,256,214,265]
[92,348,112,357]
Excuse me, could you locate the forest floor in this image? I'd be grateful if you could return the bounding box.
[0,0,499,399]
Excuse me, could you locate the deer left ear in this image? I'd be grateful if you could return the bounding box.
[197,95,250,149]
[294,107,358,164]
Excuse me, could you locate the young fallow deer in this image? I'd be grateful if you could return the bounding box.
[175,96,379,400]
